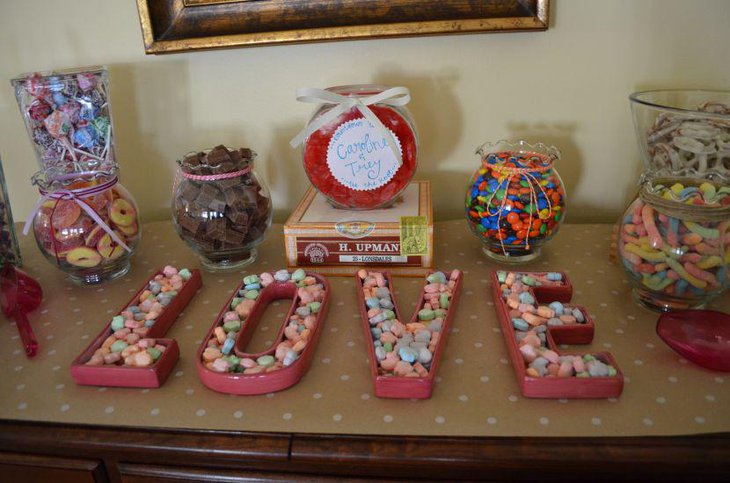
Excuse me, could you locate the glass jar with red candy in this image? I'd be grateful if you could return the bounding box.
[465,140,566,263]
[298,85,418,210]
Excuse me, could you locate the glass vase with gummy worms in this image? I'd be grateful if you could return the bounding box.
[465,140,566,263]
[618,181,728,311]
[618,89,730,310]
[11,66,141,284]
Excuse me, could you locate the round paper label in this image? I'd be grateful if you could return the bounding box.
[326,118,402,191]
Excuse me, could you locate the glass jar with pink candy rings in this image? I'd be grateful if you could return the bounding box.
[27,169,140,285]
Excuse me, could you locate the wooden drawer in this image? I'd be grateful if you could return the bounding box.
[118,463,353,482]
[0,451,106,483]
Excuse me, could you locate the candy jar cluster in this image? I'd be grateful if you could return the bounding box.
[618,89,730,310]
[12,66,140,284]
[465,140,566,262]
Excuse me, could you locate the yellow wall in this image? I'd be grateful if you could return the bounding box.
[1,0,728,225]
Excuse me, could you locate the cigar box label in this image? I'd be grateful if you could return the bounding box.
[399,216,428,256]
[334,221,376,239]
[297,237,419,266]
[303,243,329,264]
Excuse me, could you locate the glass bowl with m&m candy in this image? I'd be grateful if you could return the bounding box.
[465,140,566,263]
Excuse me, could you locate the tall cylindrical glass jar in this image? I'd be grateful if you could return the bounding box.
[11,66,117,174]
[299,85,418,210]
[629,89,730,182]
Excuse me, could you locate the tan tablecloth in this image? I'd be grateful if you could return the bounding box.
[0,221,728,437]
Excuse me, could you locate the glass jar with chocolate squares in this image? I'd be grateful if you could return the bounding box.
[172,145,272,270]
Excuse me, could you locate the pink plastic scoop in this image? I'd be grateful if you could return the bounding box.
[1,263,42,357]
[657,310,730,372]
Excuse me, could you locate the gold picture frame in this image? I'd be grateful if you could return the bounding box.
[136,0,549,54]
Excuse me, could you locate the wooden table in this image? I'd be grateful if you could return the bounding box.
[1,221,728,482]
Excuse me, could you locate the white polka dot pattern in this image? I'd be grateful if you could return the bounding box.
[0,221,726,439]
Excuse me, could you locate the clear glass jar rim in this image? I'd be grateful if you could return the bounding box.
[476,139,561,160]
[31,168,116,190]
[629,89,730,119]
[639,183,730,222]
[177,146,257,171]
[11,65,107,86]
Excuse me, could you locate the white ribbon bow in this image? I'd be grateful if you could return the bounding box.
[289,86,411,166]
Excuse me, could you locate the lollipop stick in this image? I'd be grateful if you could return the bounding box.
[14,309,38,357]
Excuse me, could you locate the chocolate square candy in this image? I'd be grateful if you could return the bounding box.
[257,196,271,213]
[194,183,220,208]
[241,185,260,205]
[197,238,216,252]
[227,210,249,227]
[205,216,226,239]
[239,147,254,160]
[211,161,235,175]
[196,165,213,176]
[224,228,246,245]
[230,198,249,213]
[200,183,220,198]
[217,177,241,190]
[178,213,201,234]
[206,145,231,166]
[180,181,200,201]
[230,149,242,164]
[182,152,202,168]
[208,198,227,213]
[223,187,243,206]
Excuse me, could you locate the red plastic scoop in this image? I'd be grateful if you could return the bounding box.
[657,310,730,372]
[1,263,42,357]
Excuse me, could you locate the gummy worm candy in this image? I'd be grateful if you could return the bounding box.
[641,204,663,249]
[625,243,666,262]
[664,258,707,289]
[683,261,718,286]
[684,221,719,240]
